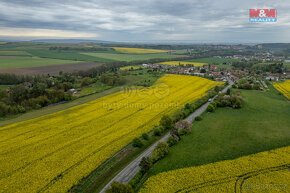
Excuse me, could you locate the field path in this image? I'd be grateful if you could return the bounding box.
[0,62,103,75]
[100,78,233,193]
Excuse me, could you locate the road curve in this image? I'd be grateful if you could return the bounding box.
[100,78,233,193]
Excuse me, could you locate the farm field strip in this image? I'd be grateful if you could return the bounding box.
[272,80,290,99]
[158,61,207,67]
[26,49,116,63]
[0,56,80,69]
[140,146,290,193]
[112,47,168,54]
[0,74,222,193]
[81,52,176,62]
[120,65,142,70]
[185,57,239,64]
[0,51,31,56]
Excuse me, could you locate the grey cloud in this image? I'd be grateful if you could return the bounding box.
[0,0,289,43]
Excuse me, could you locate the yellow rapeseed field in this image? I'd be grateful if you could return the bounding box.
[0,74,222,193]
[272,80,290,99]
[140,146,290,193]
[112,47,168,54]
[158,61,207,67]
[120,65,142,70]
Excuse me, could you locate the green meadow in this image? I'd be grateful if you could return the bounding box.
[0,57,79,69]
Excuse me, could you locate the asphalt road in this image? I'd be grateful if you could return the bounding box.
[100,79,233,193]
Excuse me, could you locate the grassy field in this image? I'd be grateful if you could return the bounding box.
[215,64,233,69]
[170,50,188,55]
[27,49,116,62]
[0,56,80,69]
[82,52,177,62]
[186,57,238,64]
[0,75,222,192]
[0,85,11,91]
[140,87,290,188]
[121,69,164,87]
[254,62,290,69]
[112,47,168,54]
[0,51,31,56]
[78,83,112,96]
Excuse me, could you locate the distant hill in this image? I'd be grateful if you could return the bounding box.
[30,39,116,44]
[259,43,290,50]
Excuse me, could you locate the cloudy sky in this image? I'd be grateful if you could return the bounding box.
[0,0,289,43]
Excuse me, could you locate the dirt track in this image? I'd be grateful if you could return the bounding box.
[0,62,103,75]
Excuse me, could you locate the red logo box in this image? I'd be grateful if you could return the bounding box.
[249,9,277,18]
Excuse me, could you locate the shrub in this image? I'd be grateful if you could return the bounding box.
[132,138,143,148]
[184,103,191,110]
[195,116,202,121]
[238,78,247,85]
[175,120,192,134]
[171,111,184,122]
[81,77,93,87]
[159,115,174,130]
[139,157,152,174]
[231,96,242,108]
[184,103,195,113]
[226,88,231,95]
[178,128,187,136]
[141,133,149,140]
[207,90,216,98]
[207,104,215,112]
[150,142,169,163]
[105,181,133,193]
[128,171,143,188]
[253,84,260,90]
[167,136,177,147]
[214,94,242,109]
[153,127,162,136]
[214,86,220,92]
[242,83,252,90]
[0,102,10,117]
[17,105,26,113]
[183,109,191,117]
[170,127,180,141]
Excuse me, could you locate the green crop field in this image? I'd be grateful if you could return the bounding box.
[82,52,177,62]
[0,51,31,56]
[0,57,80,69]
[254,62,290,69]
[170,50,188,55]
[27,49,116,62]
[140,87,290,188]
[0,85,11,91]
[216,64,233,69]
[186,57,239,64]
